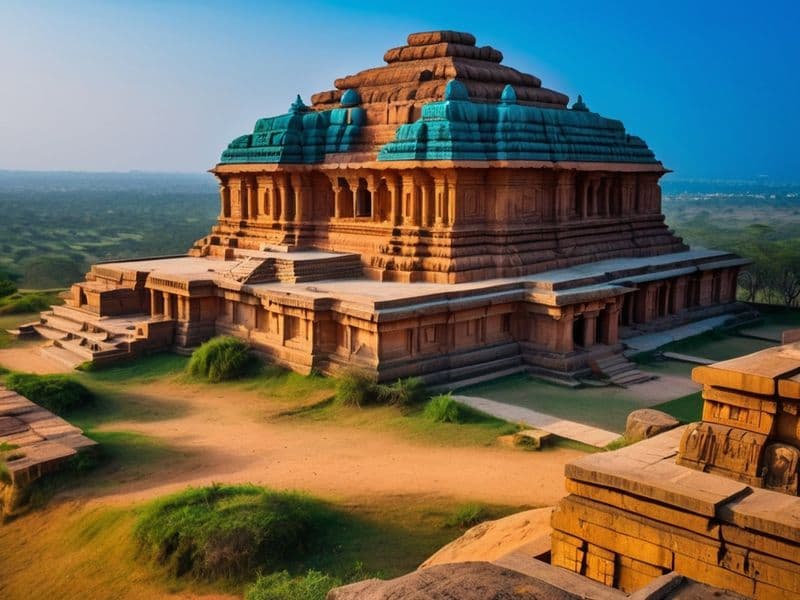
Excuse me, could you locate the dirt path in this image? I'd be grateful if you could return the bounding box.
[0,345,74,374]
[71,380,581,508]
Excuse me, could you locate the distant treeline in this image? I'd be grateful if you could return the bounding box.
[0,171,217,288]
[663,183,800,307]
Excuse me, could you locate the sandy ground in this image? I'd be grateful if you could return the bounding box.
[73,380,582,508]
[0,345,74,374]
[0,346,581,508]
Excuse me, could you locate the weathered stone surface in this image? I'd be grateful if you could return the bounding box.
[327,562,582,600]
[625,409,679,442]
[420,507,553,568]
[676,342,800,496]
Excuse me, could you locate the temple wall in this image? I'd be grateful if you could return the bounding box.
[201,165,685,282]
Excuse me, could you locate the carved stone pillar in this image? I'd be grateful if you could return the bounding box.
[554,171,573,221]
[218,181,231,219]
[291,174,310,223]
[583,311,599,347]
[433,172,447,226]
[401,173,416,225]
[600,304,619,344]
[699,272,715,306]
[671,277,687,313]
[277,174,291,223]
[447,173,458,226]
[229,179,243,219]
[386,174,401,226]
[580,178,589,219]
[421,180,433,227]
[256,175,271,220]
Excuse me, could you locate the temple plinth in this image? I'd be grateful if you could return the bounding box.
[30,31,749,383]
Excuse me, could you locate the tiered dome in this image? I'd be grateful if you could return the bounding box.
[310,30,569,111]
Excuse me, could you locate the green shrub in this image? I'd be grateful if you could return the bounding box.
[0,460,10,485]
[135,484,331,579]
[423,394,461,423]
[377,377,427,406]
[245,569,342,600]
[4,372,93,415]
[186,336,254,382]
[444,503,489,529]
[0,279,16,299]
[335,369,379,407]
[0,292,53,315]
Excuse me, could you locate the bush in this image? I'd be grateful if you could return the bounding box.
[135,484,331,579]
[0,292,54,315]
[4,372,93,415]
[245,569,341,600]
[335,369,378,407]
[423,394,461,423]
[444,503,490,529]
[0,279,16,299]
[376,377,427,407]
[186,336,254,382]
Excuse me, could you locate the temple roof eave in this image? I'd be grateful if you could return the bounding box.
[211,159,669,175]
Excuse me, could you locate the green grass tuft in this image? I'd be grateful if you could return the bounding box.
[444,503,490,529]
[423,394,461,423]
[376,377,427,407]
[4,372,93,415]
[245,569,342,600]
[135,484,335,580]
[335,369,378,407]
[336,371,428,408]
[186,337,255,382]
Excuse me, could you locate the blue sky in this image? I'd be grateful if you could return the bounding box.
[1,0,798,180]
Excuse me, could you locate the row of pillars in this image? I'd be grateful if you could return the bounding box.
[150,289,187,320]
[219,170,661,227]
[220,173,311,224]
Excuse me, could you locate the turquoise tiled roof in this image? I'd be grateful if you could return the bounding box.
[219,95,365,164]
[377,82,658,164]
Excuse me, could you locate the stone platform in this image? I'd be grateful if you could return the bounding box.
[0,386,96,514]
[27,245,749,384]
[550,426,800,597]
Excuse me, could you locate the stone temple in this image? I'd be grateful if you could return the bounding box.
[33,31,747,381]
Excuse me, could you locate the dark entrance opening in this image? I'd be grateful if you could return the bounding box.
[572,315,585,349]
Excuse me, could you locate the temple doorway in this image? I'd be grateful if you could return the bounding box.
[573,315,585,349]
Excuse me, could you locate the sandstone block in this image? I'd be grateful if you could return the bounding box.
[625,409,679,442]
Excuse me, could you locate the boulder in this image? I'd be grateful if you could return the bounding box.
[421,507,553,568]
[326,562,581,600]
[625,409,679,442]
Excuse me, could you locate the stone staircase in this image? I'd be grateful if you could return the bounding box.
[589,354,656,387]
[34,305,139,368]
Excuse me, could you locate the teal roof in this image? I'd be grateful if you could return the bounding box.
[219,95,365,164]
[377,82,658,164]
[219,83,658,166]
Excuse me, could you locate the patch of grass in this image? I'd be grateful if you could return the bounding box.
[423,393,461,423]
[4,372,93,415]
[0,312,41,349]
[288,397,520,448]
[82,352,188,384]
[135,484,336,580]
[444,503,490,529]
[0,289,63,315]
[604,436,633,451]
[653,391,703,423]
[245,569,344,600]
[0,442,19,452]
[376,377,427,407]
[335,368,378,406]
[186,336,255,382]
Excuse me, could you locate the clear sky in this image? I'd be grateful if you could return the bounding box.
[1,0,798,180]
